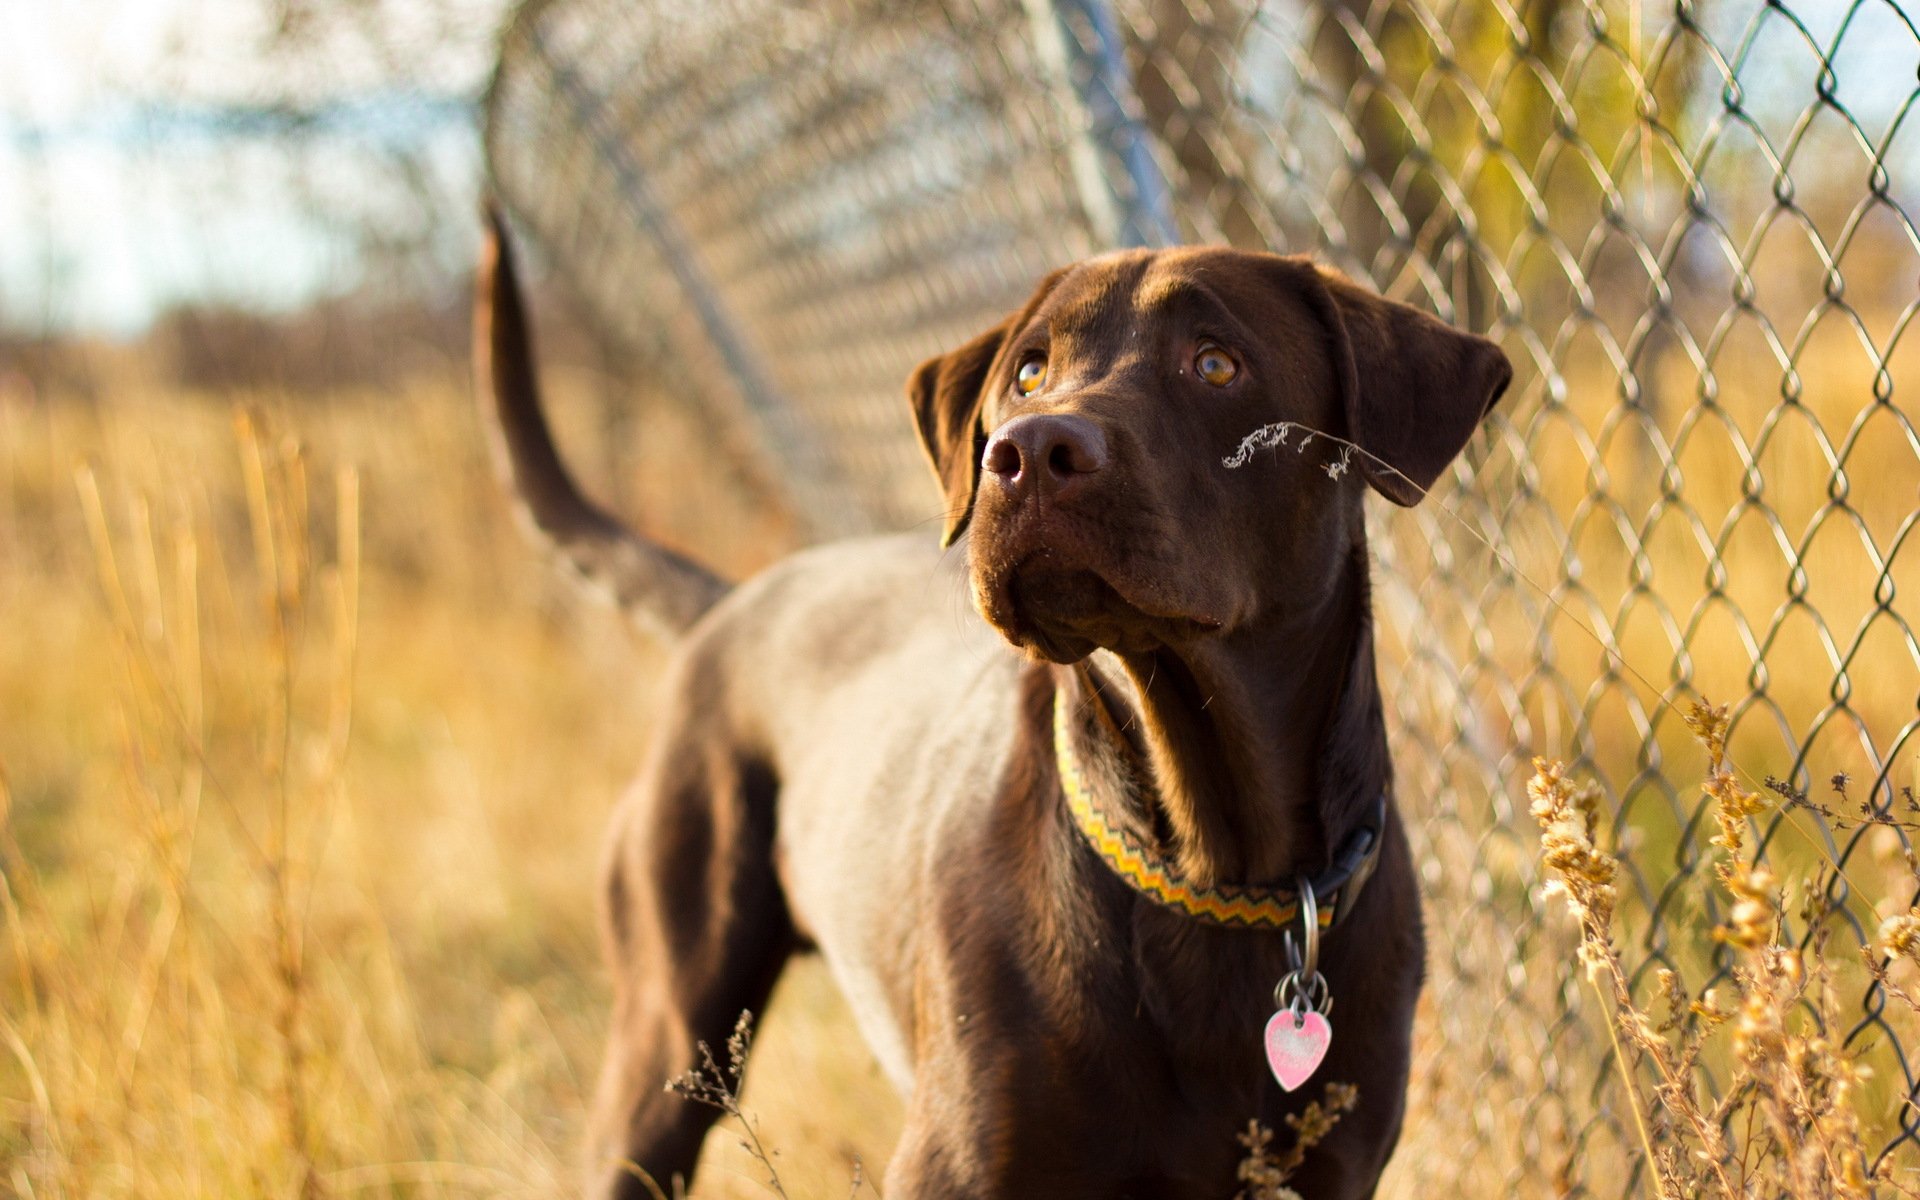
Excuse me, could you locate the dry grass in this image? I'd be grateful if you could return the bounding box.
[0,368,897,1198]
[1530,703,1920,1197]
[2,340,1916,1197]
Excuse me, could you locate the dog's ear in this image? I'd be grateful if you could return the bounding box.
[1302,265,1513,507]
[909,319,1010,546]
[909,271,1064,545]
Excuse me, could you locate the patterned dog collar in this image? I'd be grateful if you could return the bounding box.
[1052,687,1386,932]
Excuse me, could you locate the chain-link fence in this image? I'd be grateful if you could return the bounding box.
[485,0,1920,1190]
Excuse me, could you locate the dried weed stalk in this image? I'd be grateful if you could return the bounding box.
[665,1012,792,1198]
[1235,1081,1360,1200]
[665,1011,876,1199]
[1531,701,1920,1198]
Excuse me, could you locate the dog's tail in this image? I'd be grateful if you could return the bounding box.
[474,204,729,639]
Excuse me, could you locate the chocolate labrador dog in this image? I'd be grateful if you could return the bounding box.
[474,209,1509,1199]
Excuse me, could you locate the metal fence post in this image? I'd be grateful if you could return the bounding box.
[1022,0,1179,249]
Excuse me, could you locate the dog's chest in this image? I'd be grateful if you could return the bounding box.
[914,832,1420,1195]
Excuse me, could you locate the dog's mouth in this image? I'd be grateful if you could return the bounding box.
[977,552,1221,664]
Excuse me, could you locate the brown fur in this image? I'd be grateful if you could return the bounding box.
[474,221,1510,1199]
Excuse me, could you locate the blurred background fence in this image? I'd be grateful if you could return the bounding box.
[484,0,1920,1190]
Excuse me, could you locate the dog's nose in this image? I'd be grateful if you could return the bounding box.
[982,413,1108,500]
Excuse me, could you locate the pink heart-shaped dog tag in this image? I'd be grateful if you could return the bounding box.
[1264,1009,1332,1091]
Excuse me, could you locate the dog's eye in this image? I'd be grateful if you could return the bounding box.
[1195,344,1238,387]
[1015,354,1048,396]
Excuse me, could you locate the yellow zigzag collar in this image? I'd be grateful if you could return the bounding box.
[1051,688,1384,932]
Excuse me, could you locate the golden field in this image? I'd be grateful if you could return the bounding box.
[2,325,1916,1196]
[0,356,900,1198]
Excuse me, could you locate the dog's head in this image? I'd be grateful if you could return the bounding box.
[909,248,1511,663]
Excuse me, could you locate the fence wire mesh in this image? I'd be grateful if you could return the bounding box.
[486,0,1920,1190]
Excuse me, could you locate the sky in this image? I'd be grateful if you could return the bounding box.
[0,0,506,336]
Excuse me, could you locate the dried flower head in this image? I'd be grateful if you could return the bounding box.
[1717,864,1777,951]
[1731,979,1785,1063]
[1682,700,1730,762]
[1685,701,1771,852]
[1529,757,1617,928]
[1877,906,1920,967]
[1235,1120,1300,1200]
